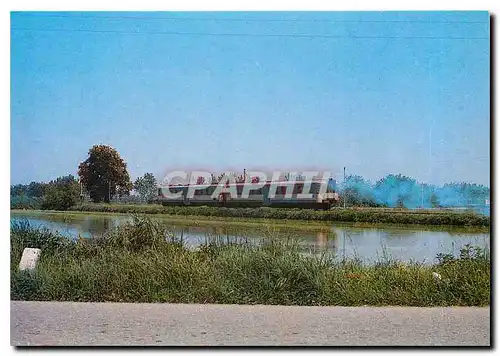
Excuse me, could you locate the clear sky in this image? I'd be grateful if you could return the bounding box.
[11,11,490,186]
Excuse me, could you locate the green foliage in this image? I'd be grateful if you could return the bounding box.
[430,192,439,208]
[69,203,490,227]
[11,181,47,209]
[11,182,47,198]
[11,184,27,197]
[438,182,490,206]
[436,244,489,265]
[78,145,133,203]
[339,173,490,209]
[133,173,158,203]
[10,219,490,306]
[10,220,70,270]
[342,175,379,207]
[105,215,178,252]
[11,177,80,211]
[27,181,47,198]
[41,175,80,211]
[10,195,42,210]
[374,174,421,208]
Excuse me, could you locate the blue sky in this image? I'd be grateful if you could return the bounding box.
[11,11,490,186]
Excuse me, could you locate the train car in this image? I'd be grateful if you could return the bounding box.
[157,178,338,209]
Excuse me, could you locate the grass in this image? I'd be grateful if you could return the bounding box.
[11,217,490,306]
[63,203,491,227]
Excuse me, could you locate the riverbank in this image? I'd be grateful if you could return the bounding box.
[11,217,490,306]
[13,202,491,227]
[10,209,490,233]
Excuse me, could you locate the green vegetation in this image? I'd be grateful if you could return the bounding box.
[11,217,490,306]
[340,173,490,209]
[11,175,80,211]
[78,145,133,203]
[10,195,42,210]
[11,144,490,216]
[133,173,158,203]
[67,203,490,227]
[41,175,80,210]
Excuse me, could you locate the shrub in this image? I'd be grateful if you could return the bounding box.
[41,175,80,211]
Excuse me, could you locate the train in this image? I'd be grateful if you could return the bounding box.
[157,178,339,209]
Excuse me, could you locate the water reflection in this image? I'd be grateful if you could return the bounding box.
[10,212,489,264]
[333,227,489,264]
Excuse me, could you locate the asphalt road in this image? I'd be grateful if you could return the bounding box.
[11,301,490,346]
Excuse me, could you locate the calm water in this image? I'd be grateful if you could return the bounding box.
[11,212,490,264]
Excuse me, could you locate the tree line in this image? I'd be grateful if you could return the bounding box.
[340,174,490,209]
[10,144,490,211]
[11,145,158,210]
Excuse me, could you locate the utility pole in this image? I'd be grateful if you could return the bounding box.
[421,185,424,209]
[343,167,346,208]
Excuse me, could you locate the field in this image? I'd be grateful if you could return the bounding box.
[61,203,491,227]
[11,217,490,306]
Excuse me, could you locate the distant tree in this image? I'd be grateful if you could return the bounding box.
[374,174,420,208]
[11,195,42,209]
[435,182,490,207]
[134,173,158,202]
[41,175,80,210]
[430,192,440,208]
[342,175,378,207]
[27,181,46,198]
[10,182,47,198]
[78,145,133,203]
[10,184,27,197]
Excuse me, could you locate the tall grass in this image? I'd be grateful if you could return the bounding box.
[10,217,490,306]
[67,203,490,227]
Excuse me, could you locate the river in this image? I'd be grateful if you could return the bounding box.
[10,211,490,264]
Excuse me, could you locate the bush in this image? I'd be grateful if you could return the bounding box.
[42,187,78,210]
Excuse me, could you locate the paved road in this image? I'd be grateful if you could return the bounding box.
[11,301,490,346]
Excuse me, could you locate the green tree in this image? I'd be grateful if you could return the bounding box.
[27,181,47,198]
[430,192,440,208]
[78,145,132,203]
[41,175,80,210]
[10,184,27,197]
[374,174,420,208]
[133,173,158,202]
[343,175,378,207]
[10,182,47,198]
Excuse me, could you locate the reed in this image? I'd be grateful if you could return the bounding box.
[11,217,490,306]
